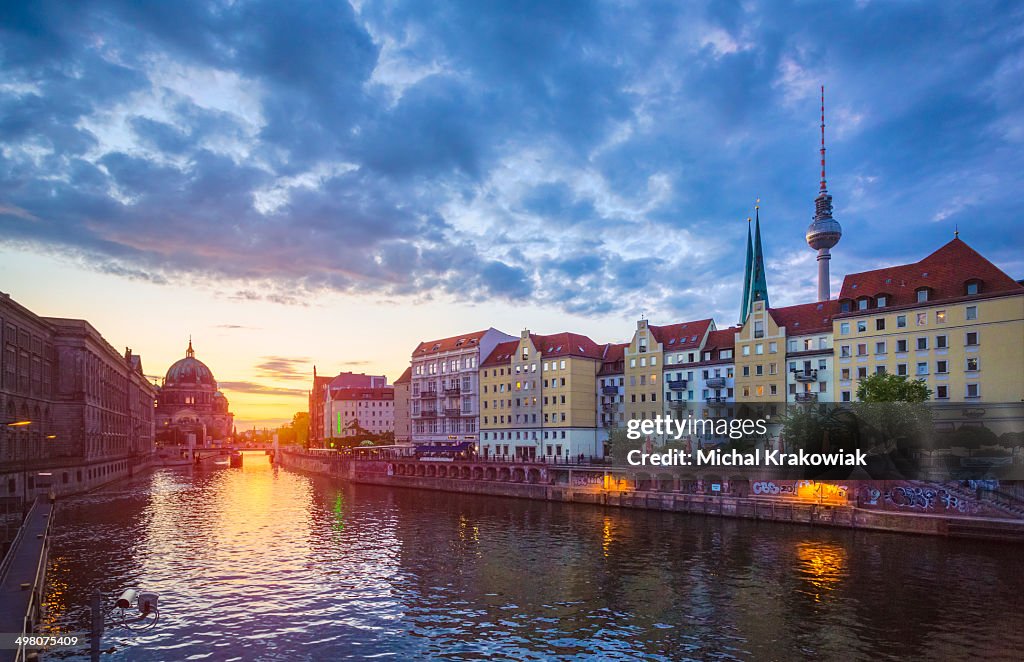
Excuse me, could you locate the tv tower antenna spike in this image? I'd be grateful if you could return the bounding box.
[820,85,827,192]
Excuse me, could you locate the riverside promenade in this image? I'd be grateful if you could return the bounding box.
[0,497,53,662]
[280,449,1024,542]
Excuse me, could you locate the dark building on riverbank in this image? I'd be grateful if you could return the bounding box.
[1,290,158,499]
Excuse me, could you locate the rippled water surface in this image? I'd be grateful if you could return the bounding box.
[43,455,1024,660]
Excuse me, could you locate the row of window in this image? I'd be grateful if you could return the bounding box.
[413,356,478,376]
[840,306,979,335]
[839,332,979,357]
[839,281,982,313]
[839,383,980,401]
[840,357,981,381]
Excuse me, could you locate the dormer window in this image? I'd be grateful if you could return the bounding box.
[857,297,871,311]
[839,299,852,313]
[965,279,982,296]
[916,287,930,303]
[877,295,888,308]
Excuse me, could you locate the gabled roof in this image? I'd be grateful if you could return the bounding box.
[529,332,605,360]
[769,299,839,335]
[648,318,714,350]
[394,367,412,384]
[481,340,518,367]
[413,330,488,356]
[705,327,740,351]
[838,238,1022,308]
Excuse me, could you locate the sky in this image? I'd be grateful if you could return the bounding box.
[2,1,1023,429]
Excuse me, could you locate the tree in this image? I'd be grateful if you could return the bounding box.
[855,372,931,403]
[292,412,310,447]
[605,427,643,463]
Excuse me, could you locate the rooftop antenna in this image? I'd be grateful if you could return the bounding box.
[820,85,827,192]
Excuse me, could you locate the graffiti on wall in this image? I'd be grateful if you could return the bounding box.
[859,485,981,514]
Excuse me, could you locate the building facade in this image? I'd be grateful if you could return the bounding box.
[1,291,157,500]
[410,328,515,447]
[393,367,412,443]
[323,387,395,439]
[309,369,389,447]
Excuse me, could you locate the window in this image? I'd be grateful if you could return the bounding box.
[720,349,733,360]
[857,367,867,379]
[936,360,948,374]
[916,312,927,326]
[755,344,764,355]
[966,384,980,398]
[966,306,978,320]
[965,332,979,346]
[966,282,979,295]
[842,391,851,402]
[876,318,886,331]
[857,321,867,332]
[875,341,886,355]
[742,366,750,377]
[769,342,777,353]
[840,345,851,358]
[858,298,869,311]
[754,321,764,338]
[936,310,946,323]
[897,339,908,353]
[841,368,851,380]
[916,362,928,376]
[875,365,886,375]
[755,365,763,376]
[756,385,764,397]
[629,358,636,368]
[897,363,908,376]
[936,385,948,399]
[840,322,850,335]
[916,337,928,351]
[936,335,947,349]
[877,295,888,307]
[916,288,929,303]
[966,357,979,372]
[897,315,907,328]
[742,345,750,356]
[651,357,658,366]
[769,384,777,395]
[856,344,867,356]
[640,357,646,367]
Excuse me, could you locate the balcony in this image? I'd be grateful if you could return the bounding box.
[444,407,462,417]
[444,386,461,396]
[419,409,438,418]
[667,379,687,391]
[705,396,727,405]
[795,392,818,403]
[601,403,616,413]
[792,368,818,382]
[419,391,438,400]
[706,377,727,389]
[601,385,618,396]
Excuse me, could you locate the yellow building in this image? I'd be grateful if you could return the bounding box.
[480,331,605,459]
[733,300,786,413]
[624,318,713,444]
[832,237,1024,420]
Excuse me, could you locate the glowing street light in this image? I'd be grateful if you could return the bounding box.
[6,420,32,427]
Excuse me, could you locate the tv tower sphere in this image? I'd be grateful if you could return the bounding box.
[806,211,842,250]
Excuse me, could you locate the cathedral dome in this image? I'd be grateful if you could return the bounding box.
[164,340,217,387]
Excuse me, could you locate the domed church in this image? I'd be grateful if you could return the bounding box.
[155,339,234,444]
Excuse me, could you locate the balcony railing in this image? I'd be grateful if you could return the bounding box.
[667,379,687,391]
[601,403,616,412]
[418,409,438,418]
[419,391,438,399]
[705,396,727,405]
[792,369,818,382]
[706,377,727,389]
[601,385,618,395]
[444,386,461,396]
[444,407,461,417]
[795,392,818,403]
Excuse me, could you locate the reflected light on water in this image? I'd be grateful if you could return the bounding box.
[795,541,848,602]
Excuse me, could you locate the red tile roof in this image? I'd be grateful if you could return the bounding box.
[331,387,394,401]
[529,332,605,360]
[649,318,714,350]
[769,299,839,335]
[481,340,518,367]
[413,330,488,356]
[394,366,412,384]
[598,342,628,375]
[838,238,1022,309]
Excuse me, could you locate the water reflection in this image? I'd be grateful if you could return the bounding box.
[40,456,1024,660]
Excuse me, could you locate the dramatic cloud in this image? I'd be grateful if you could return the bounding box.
[218,381,306,397]
[2,1,1023,324]
[254,356,311,381]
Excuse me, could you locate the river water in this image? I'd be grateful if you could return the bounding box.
[41,453,1024,660]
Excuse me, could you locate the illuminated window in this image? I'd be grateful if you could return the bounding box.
[936,310,946,323]
[756,386,764,397]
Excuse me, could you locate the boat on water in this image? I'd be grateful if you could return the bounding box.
[155,451,192,467]
[229,451,243,468]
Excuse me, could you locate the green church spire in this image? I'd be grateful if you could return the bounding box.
[741,201,770,324]
[740,217,753,324]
